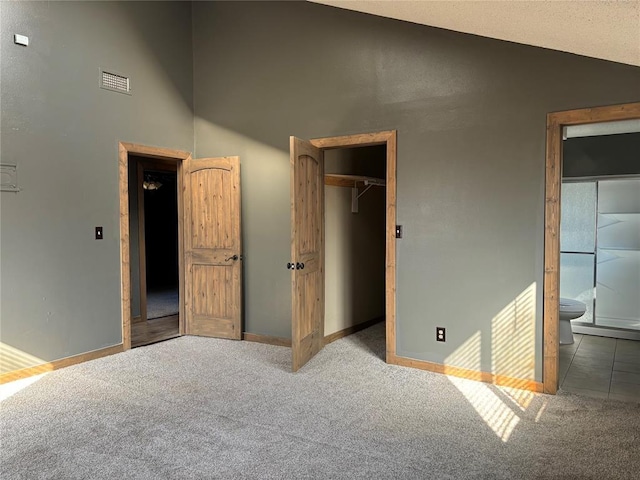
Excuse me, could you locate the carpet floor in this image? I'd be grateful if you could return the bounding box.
[1,324,639,479]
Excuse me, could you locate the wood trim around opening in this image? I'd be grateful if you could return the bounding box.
[543,102,640,394]
[118,142,191,350]
[310,130,397,361]
[311,130,396,150]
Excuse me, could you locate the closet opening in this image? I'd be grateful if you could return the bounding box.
[323,145,387,356]
[290,130,397,372]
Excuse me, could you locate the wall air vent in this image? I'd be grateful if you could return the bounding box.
[1,164,19,192]
[100,69,131,95]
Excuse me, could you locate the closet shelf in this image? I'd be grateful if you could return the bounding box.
[324,174,385,213]
[324,174,385,188]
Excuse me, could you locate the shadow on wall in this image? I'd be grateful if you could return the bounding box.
[191,1,556,155]
[111,1,194,114]
[189,0,566,349]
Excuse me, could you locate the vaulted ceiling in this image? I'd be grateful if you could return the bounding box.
[310,1,640,67]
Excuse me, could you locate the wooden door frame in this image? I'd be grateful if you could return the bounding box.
[543,102,640,394]
[118,142,191,350]
[310,130,397,361]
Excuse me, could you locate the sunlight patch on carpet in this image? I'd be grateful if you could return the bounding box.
[0,373,48,402]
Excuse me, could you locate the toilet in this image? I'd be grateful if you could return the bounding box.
[559,298,586,345]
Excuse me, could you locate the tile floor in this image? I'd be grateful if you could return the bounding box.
[559,333,640,403]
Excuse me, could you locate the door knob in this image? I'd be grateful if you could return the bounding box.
[225,254,239,261]
[296,262,305,270]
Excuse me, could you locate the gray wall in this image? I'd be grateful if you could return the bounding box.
[0,1,193,369]
[2,0,640,382]
[324,146,386,335]
[192,1,640,380]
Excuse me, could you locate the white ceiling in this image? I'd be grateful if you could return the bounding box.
[310,0,640,67]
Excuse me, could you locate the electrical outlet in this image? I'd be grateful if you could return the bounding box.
[436,327,446,342]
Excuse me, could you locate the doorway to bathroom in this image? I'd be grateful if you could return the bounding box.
[558,129,640,402]
[544,102,640,397]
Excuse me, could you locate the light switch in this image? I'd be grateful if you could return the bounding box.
[95,227,103,240]
[14,34,29,47]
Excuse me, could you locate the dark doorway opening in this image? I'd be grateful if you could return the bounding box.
[128,156,180,348]
[144,169,179,321]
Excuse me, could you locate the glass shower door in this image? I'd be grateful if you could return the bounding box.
[560,181,597,324]
[595,178,640,330]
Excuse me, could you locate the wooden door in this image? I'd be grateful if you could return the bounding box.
[184,156,242,339]
[290,137,324,371]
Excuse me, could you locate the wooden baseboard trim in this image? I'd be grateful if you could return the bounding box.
[387,353,544,393]
[324,316,384,345]
[242,332,291,347]
[0,344,124,385]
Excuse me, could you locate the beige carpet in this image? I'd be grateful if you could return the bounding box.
[1,324,639,479]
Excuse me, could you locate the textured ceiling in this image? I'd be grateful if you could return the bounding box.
[310,0,640,67]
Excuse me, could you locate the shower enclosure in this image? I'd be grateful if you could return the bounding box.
[560,177,640,339]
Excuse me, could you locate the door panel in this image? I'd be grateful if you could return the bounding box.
[291,137,324,371]
[184,156,241,339]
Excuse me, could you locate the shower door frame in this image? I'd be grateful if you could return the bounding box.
[544,101,640,394]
